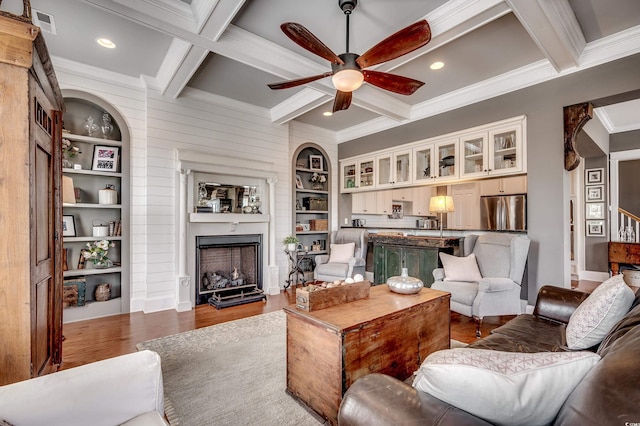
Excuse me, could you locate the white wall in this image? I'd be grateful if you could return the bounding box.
[55,62,310,313]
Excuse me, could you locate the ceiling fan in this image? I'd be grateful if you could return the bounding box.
[268,0,432,113]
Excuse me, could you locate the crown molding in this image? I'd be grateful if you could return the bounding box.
[51,55,145,90]
[270,89,331,124]
[181,86,270,119]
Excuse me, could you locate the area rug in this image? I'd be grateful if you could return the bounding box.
[137,310,322,426]
[137,310,466,425]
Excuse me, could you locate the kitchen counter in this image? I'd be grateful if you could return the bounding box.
[369,234,462,249]
[370,234,463,287]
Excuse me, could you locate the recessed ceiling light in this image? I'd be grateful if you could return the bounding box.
[323,111,333,117]
[96,38,116,49]
[430,61,444,70]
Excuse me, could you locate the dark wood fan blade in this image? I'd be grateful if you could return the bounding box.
[363,70,424,95]
[356,20,431,68]
[281,23,344,65]
[268,72,332,90]
[333,90,352,112]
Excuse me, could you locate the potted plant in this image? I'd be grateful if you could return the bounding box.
[283,235,299,252]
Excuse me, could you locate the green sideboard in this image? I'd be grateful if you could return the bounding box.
[371,235,463,287]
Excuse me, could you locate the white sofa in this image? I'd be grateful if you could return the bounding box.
[0,350,167,426]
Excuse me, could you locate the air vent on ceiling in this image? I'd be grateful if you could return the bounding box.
[32,9,57,35]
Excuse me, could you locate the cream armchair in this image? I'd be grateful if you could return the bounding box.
[314,229,369,282]
[0,350,167,425]
[432,233,530,337]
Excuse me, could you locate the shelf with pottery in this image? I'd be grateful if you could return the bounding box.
[61,96,129,322]
[293,144,331,274]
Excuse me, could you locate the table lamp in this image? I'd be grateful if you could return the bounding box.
[429,195,455,238]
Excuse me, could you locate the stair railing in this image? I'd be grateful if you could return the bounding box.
[617,207,640,243]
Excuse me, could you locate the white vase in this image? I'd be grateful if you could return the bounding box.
[287,243,297,252]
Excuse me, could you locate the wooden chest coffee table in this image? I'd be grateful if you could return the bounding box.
[283,284,450,424]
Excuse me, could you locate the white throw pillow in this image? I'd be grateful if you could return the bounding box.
[440,253,482,282]
[566,274,635,349]
[413,348,600,426]
[328,242,355,263]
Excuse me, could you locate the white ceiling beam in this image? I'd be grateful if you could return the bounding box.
[506,0,585,72]
[270,89,331,125]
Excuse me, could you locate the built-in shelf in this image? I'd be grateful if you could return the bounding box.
[62,167,122,177]
[63,202,122,209]
[189,213,270,223]
[63,132,122,146]
[296,167,328,174]
[296,210,328,214]
[63,297,122,323]
[64,236,122,243]
[64,266,123,278]
[296,231,329,235]
[296,189,328,195]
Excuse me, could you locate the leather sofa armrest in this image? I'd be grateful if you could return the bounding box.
[339,374,492,426]
[533,285,590,324]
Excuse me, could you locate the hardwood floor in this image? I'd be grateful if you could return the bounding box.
[60,286,512,371]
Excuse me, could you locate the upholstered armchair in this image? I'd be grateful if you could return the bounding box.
[314,229,369,282]
[432,233,530,337]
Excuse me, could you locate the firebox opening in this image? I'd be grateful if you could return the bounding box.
[196,234,265,308]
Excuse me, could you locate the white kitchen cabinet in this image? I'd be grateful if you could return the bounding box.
[488,120,525,175]
[352,191,377,214]
[413,138,459,184]
[449,182,481,229]
[391,188,413,202]
[377,190,393,215]
[480,175,527,196]
[412,186,435,216]
[376,149,412,188]
[459,131,488,178]
[340,157,376,193]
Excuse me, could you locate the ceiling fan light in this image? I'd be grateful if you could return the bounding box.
[332,69,364,92]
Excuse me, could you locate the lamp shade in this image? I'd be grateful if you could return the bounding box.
[429,195,455,213]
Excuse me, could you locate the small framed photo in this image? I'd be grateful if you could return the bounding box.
[92,145,119,172]
[295,174,304,189]
[585,185,604,202]
[62,215,76,237]
[309,155,323,171]
[586,220,605,237]
[585,202,605,219]
[585,168,604,185]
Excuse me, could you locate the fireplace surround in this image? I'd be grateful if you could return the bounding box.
[196,234,265,308]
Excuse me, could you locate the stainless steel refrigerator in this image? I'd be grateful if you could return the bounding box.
[480,194,527,231]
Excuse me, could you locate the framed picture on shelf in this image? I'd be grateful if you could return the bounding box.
[309,155,323,171]
[585,168,604,185]
[586,220,605,237]
[92,145,120,172]
[585,185,604,202]
[62,215,76,237]
[295,174,304,189]
[585,203,605,219]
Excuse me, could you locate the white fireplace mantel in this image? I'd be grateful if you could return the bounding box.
[175,149,280,312]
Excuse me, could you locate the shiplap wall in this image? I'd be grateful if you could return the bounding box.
[55,63,338,312]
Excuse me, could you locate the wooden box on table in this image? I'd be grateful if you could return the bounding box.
[295,280,370,311]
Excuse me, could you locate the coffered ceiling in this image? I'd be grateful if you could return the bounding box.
[28,0,640,142]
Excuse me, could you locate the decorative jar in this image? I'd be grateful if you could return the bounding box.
[387,267,423,294]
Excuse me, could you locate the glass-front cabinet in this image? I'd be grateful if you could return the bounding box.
[376,150,412,188]
[342,161,357,192]
[434,139,458,181]
[341,158,375,192]
[413,144,434,183]
[489,122,523,175]
[460,132,488,178]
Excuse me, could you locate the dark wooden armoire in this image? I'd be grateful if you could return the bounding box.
[0,13,64,385]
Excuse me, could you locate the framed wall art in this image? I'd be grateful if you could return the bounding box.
[309,155,323,171]
[586,220,605,237]
[585,202,605,219]
[62,215,76,237]
[585,168,604,185]
[92,145,120,172]
[585,185,604,202]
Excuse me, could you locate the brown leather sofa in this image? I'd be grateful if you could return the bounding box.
[338,285,640,426]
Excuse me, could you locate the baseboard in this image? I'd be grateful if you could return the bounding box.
[143,296,176,313]
[579,270,610,282]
